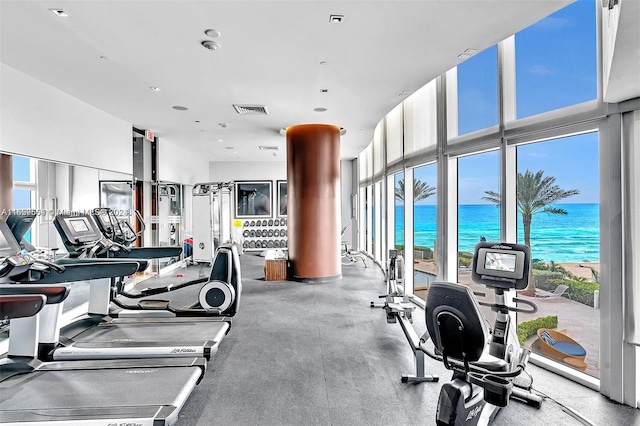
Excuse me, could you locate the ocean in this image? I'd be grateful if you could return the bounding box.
[394,203,599,263]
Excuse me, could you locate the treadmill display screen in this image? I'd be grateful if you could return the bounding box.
[484,252,517,273]
[70,219,90,233]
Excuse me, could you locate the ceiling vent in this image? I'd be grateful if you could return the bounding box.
[259,146,279,151]
[233,104,269,115]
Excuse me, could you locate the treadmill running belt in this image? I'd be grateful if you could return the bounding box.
[0,366,201,424]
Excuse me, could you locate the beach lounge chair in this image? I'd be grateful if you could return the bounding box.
[536,328,587,370]
[536,284,569,300]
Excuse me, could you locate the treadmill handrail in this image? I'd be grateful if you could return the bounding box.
[0,284,70,304]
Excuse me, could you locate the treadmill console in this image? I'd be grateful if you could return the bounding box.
[471,242,530,290]
[54,214,103,246]
[0,220,33,278]
[5,213,37,245]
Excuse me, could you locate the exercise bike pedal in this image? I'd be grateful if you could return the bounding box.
[512,372,533,390]
[386,312,397,323]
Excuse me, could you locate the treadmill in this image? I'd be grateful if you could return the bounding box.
[0,288,206,425]
[0,231,207,425]
[30,215,231,361]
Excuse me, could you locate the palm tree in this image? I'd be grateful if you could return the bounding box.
[395,178,436,202]
[483,169,579,294]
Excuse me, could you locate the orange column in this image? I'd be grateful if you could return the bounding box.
[0,154,12,220]
[286,124,341,282]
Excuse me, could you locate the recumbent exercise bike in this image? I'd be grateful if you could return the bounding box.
[421,242,542,425]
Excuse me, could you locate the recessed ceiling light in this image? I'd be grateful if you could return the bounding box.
[218,139,224,142]
[225,146,234,150]
[194,120,200,123]
[150,86,160,91]
[314,107,327,112]
[172,106,188,111]
[329,15,344,23]
[458,53,471,59]
[320,61,327,65]
[202,40,221,51]
[219,123,228,128]
[259,146,279,151]
[99,56,109,60]
[204,29,221,38]
[464,48,478,54]
[320,89,329,93]
[49,9,71,17]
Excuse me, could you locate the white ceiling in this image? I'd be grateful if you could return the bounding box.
[0,0,575,162]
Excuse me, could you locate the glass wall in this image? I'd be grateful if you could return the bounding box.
[412,163,437,300]
[356,0,635,394]
[515,133,600,378]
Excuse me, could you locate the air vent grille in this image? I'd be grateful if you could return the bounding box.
[259,146,279,151]
[233,104,269,115]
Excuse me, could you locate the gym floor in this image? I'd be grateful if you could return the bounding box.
[176,253,639,426]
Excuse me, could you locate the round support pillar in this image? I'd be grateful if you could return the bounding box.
[286,124,341,282]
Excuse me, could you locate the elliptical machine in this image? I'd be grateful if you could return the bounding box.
[421,242,542,425]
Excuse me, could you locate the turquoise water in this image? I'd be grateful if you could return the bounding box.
[394,203,599,262]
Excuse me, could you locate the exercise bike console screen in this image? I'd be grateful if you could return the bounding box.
[472,242,531,290]
[483,252,516,273]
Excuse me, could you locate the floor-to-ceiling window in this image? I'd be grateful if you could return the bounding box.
[515,133,600,378]
[412,163,437,300]
[355,0,630,398]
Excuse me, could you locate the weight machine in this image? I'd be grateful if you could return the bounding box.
[192,182,236,264]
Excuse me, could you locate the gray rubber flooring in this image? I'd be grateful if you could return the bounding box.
[176,253,638,426]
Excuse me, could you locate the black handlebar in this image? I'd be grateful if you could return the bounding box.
[34,259,66,274]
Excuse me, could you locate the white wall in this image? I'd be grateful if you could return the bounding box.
[209,161,286,182]
[158,138,209,185]
[0,64,132,174]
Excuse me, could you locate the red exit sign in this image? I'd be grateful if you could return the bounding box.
[145,129,154,141]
